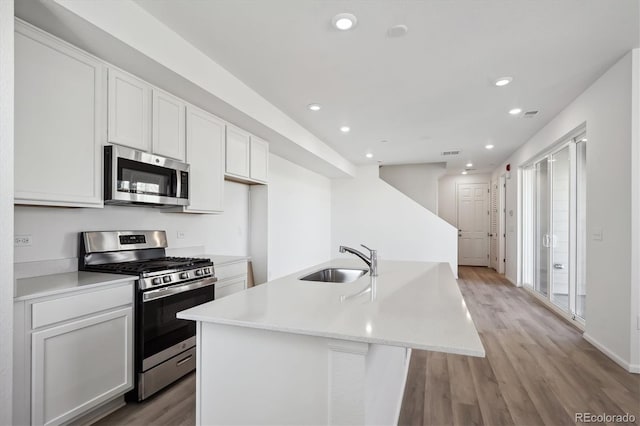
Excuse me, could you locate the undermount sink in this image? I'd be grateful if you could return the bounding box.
[299,268,368,283]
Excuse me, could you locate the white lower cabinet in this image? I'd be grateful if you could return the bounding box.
[14,281,134,426]
[216,277,248,299]
[31,308,133,426]
[215,260,249,299]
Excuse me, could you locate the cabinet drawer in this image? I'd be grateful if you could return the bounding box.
[32,283,133,329]
[215,261,247,281]
[216,277,247,299]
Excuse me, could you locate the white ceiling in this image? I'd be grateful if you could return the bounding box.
[135,0,638,173]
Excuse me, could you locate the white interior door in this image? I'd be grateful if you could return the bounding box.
[457,183,489,266]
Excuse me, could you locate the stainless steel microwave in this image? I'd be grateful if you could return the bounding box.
[104,145,189,207]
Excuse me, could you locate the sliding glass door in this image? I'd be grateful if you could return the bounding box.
[550,145,570,312]
[523,133,586,323]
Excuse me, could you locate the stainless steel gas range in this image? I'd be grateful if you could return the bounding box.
[78,230,216,401]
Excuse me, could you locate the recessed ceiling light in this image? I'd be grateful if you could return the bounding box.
[387,24,408,38]
[466,162,473,168]
[366,153,373,158]
[509,108,522,115]
[462,171,468,175]
[340,125,350,133]
[332,13,357,31]
[495,77,513,87]
[307,103,321,111]
[485,144,494,150]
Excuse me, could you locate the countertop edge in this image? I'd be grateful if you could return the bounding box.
[15,274,135,302]
[176,313,485,357]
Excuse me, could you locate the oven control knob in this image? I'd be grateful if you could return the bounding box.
[180,272,190,280]
[204,268,211,275]
[163,276,172,283]
[195,269,203,277]
[152,277,162,285]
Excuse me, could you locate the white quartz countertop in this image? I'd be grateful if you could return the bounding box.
[178,259,485,357]
[198,255,250,266]
[15,271,135,301]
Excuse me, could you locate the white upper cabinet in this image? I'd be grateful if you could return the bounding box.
[225,125,251,178]
[184,106,225,213]
[152,89,186,161]
[107,68,151,152]
[14,21,104,208]
[250,137,269,183]
[225,125,269,184]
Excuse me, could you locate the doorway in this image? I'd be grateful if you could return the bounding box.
[457,183,489,266]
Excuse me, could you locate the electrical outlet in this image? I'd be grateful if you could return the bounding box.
[14,235,32,247]
[176,231,186,240]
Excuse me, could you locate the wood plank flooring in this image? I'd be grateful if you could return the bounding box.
[96,266,639,426]
[398,266,640,426]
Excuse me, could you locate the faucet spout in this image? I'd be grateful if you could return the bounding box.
[339,244,378,276]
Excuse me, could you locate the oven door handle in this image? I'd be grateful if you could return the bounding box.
[143,277,217,302]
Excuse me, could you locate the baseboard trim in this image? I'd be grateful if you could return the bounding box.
[502,273,521,287]
[68,395,125,426]
[583,333,638,374]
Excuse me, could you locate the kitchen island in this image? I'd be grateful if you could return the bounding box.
[178,259,484,425]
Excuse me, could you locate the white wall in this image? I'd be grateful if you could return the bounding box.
[379,163,446,213]
[630,49,640,373]
[266,154,332,280]
[14,181,250,264]
[0,1,14,423]
[492,51,637,371]
[438,173,491,227]
[332,166,458,275]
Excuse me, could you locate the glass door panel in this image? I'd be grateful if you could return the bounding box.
[575,140,587,318]
[534,159,549,296]
[550,146,570,312]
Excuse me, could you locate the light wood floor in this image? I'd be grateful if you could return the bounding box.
[398,266,640,426]
[96,266,639,426]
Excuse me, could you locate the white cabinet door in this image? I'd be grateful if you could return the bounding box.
[31,307,133,426]
[14,22,104,207]
[216,277,247,299]
[108,68,151,151]
[152,89,186,161]
[184,106,225,213]
[225,125,251,178]
[250,137,269,183]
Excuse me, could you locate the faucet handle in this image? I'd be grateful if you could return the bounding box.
[360,244,376,255]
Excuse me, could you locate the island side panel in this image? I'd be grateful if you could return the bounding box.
[197,322,330,425]
[365,345,412,425]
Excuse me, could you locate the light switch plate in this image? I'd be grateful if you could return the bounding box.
[591,227,603,241]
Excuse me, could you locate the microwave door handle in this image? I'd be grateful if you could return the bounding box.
[173,171,180,199]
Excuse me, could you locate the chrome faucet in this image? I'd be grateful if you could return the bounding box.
[339,244,378,276]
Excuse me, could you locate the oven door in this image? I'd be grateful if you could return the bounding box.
[139,277,215,371]
[104,144,189,207]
